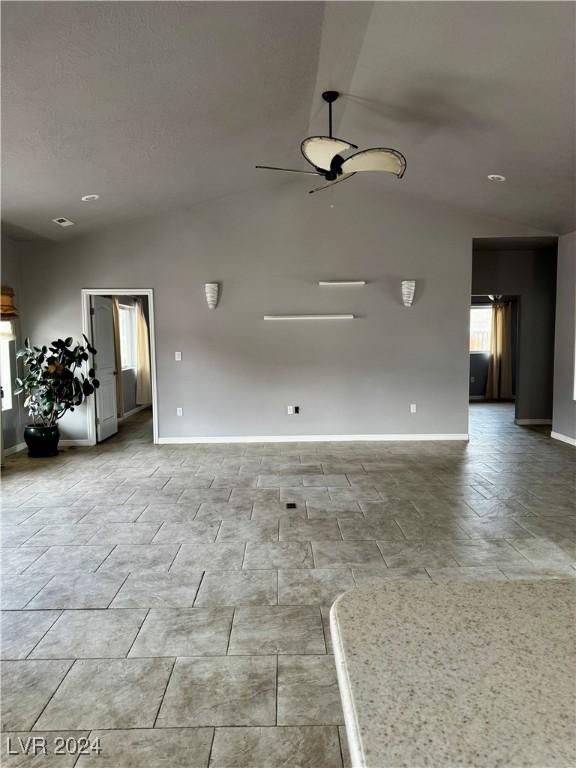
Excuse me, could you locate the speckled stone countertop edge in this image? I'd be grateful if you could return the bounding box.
[328,580,576,768]
[330,590,366,768]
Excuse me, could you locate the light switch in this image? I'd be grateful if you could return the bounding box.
[176,407,183,416]
[175,352,182,361]
[410,403,417,414]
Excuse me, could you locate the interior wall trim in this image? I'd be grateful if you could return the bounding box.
[59,439,93,447]
[158,433,470,444]
[550,431,576,447]
[3,438,96,456]
[119,405,149,423]
[514,419,552,425]
[3,441,26,456]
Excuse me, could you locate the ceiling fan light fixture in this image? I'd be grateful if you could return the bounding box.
[257,89,407,193]
[301,136,356,173]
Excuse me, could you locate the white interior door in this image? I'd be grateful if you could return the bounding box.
[91,296,118,441]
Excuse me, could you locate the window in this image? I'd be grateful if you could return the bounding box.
[0,321,14,411]
[119,304,137,369]
[470,306,492,353]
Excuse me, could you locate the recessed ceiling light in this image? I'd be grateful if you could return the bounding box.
[52,217,75,227]
[487,174,506,182]
[81,194,100,202]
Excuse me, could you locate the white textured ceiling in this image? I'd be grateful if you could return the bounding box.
[2,1,575,241]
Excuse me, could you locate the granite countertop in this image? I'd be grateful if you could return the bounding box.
[330,580,576,768]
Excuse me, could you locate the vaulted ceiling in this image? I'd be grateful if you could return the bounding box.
[2,1,574,241]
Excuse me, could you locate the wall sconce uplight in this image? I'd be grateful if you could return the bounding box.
[205,282,220,309]
[401,280,416,307]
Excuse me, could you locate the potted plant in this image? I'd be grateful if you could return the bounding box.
[14,335,100,457]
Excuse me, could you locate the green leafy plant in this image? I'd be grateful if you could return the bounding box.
[14,335,100,427]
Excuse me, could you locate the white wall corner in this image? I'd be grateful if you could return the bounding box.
[550,431,576,447]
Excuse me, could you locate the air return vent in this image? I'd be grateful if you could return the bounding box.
[52,217,75,227]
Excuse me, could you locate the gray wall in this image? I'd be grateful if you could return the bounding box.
[552,232,576,441]
[472,245,557,421]
[14,185,548,441]
[1,235,23,450]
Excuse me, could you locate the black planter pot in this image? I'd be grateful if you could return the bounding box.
[24,425,60,457]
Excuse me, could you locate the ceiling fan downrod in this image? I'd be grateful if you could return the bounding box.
[322,90,339,138]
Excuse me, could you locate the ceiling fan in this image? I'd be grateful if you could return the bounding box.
[256,90,406,194]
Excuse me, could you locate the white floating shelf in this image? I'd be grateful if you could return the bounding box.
[318,281,366,286]
[263,315,355,321]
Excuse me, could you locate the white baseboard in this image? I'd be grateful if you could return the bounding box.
[514,419,552,426]
[119,405,149,422]
[551,431,576,447]
[2,438,91,458]
[158,433,469,445]
[59,439,92,447]
[3,441,27,456]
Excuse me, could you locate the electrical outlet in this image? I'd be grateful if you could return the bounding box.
[287,406,300,415]
[470,376,476,383]
[410,403,417,414]
[176,407,183,416]
[175,352,182,361]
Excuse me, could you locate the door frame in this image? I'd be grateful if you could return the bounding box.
[81,288,159,445]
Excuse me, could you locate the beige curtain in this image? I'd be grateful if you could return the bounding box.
[112,298,124,418]
[135,300,152,406]
[486,303,514,400]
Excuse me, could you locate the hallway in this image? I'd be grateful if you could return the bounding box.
[1,405,574,766]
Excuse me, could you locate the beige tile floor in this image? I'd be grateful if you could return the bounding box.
[1,403,575,766]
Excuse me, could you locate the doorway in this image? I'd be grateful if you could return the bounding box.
[470,237,557,435]
[468,295,519,434]
[81,289,158,445]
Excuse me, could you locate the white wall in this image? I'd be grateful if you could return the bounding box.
[15,184,548,442]
[552,231,576,444]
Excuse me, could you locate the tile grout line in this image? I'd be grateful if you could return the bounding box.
[89,543,118,572]
[106,572,132,608]
[167,542,183,572]
[124,606,151,658]
[23,609,64,659]
[192,570,206,606]
[225,608,235,655]
[274,653,279,726]
[151,655,177,728]
[21,574,57,609]
[206,725,217,768]
[29,658,77,731]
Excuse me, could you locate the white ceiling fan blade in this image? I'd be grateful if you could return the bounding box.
[301,136,357,172]
[256,165,320,175]
[341,148,406,178]
[308,172,356,194]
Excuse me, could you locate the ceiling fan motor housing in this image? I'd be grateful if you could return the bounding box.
[324,153,345,180]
